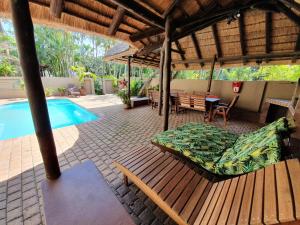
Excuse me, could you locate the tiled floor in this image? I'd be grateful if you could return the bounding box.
[0,95,260,225]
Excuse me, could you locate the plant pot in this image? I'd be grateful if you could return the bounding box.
[80,87,86,96]
[123,104,131,109]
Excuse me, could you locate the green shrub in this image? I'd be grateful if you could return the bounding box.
[0,60,16,77]
[117,89,130,105]
[94,79,103,95]
[45,88,54,97]
[130,79,144,96]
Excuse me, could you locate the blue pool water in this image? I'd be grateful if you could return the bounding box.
[0,99,98,140]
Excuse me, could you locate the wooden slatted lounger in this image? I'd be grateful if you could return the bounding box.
[114,147,300,225]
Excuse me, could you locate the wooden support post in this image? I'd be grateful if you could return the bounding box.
[127,56,132,108]
[163,17,172,131]
[291,78,300,108]
[158,48,164,116]
[207,55,217,93]
[10,0,61,180]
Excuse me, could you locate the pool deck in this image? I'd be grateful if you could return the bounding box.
[0,95,260,225]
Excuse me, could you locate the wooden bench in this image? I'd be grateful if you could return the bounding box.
[114,147,300,225]
[41,160,135,225]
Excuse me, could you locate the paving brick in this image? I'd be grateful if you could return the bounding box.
[139,208,156,225]
[0,209,5,220]
[130,199,145,215]
[6,207,22,222]
[7,198,21,212]
[0,219,6,225]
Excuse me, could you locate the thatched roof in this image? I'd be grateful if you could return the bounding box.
[1,0,300,69]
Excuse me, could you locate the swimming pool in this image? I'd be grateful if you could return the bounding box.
[0,99,98,140]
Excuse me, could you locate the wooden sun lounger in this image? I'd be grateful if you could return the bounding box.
[114,147,300,225]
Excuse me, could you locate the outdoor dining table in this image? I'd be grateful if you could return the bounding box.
[170,93,220,121]
[206,97,221,122]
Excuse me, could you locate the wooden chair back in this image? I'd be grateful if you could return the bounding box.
[191,95,206,112]
[151,91,160,103]
[178,94,191,108]
[226,95,239,115]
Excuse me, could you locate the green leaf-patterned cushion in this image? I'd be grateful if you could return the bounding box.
[152,123,238,173]
[215,123,282,175]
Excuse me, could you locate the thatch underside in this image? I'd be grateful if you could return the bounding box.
[1,0,300,69]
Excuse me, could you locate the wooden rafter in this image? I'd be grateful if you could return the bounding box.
[109,0,164,29]
[292,34,300,63]
[295,34,300,52]
[50,0,64,18]
[278,0,300,12]
[276,1,300,26]
[138,0,164,16]
[130,27,163,42]
[171,48,184,55]
[108,6,125,36]
[238,13,246,57]
[137,40,164,56]
[191,32,204,67]
[175,40,188,68]
[265,12,272,54]
[211,24,222,58]
[163,0,181,19]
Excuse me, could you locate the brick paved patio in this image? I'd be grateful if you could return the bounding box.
[0,95,260,225]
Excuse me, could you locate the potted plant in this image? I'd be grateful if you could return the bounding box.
[117,89,131,109]
[57,87,66,96]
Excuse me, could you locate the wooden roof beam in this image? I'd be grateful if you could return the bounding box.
[137,40,164,56]
[265,12,272,63]
[191,32,204,67]
[50,0,64,18]
[278,0,300,12]
[171,48,184,55]
[129,27,163,42]
[163,0,181,19]
[108,6,126,36]
[292,34,300,63]
[174,40,188,68]
[211,24,222,59]
[238,13,246,57]
[109,0,165,29]
[276,1,300,26]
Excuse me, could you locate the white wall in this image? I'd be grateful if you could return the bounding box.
[0,77,81,99]
[149,79,296,112]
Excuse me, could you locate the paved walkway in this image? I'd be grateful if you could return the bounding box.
[0,95,259,225]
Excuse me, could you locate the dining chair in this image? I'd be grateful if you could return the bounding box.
[213,94,240,126]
